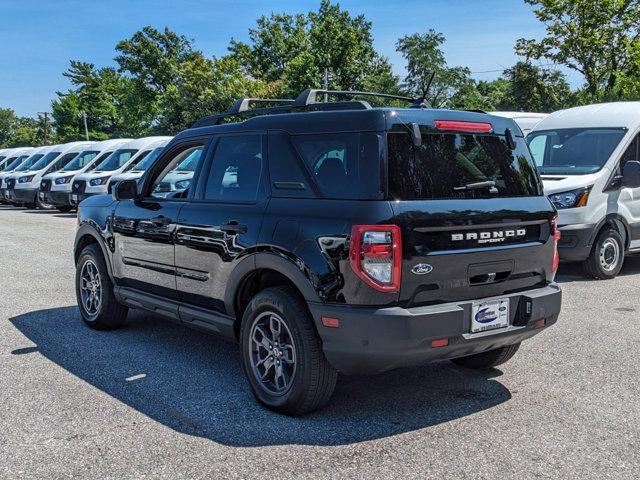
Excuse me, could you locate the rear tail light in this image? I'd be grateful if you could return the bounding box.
[552,215,561,272]
[434,120,493,133]
[349,225,402,292]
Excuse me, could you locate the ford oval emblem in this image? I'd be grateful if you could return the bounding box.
[411,263,433,275]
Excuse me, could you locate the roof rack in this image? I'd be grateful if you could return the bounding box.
[294,89,424,108]
[191,88,428,129]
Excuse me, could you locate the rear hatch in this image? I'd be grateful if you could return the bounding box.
[386,115,556,307]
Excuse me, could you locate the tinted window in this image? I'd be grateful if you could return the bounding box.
[125,150,151,171]
[95,149,138,171]
[63,150,99,171]
[388,132,541,200]
[18,152,60,171]
[131,147,164,172]
[86,151,112,171]
[49,152,79,172]
[268,132,314,198]
[527,128,626,175]
[204,135,263,202]
[151,145,205,199]
[291,132,382,199]
[2,157,20,171]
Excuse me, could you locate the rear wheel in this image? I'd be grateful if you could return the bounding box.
[240,286,337,415]
[582,228,624,279]
[452,343,521,369]
[75,244,128,330]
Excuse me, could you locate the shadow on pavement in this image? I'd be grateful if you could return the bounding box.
[11,306,511,447]
[555,254,640,283]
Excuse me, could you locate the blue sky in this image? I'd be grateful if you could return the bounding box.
[0,0,582,117]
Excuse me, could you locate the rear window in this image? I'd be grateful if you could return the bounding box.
[387,132,542,200]
[290,133,382,200]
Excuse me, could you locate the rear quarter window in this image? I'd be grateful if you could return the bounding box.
[387,131,542,200]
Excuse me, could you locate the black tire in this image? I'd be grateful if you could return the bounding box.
[75,244,128,330]
[24,203,37,209]
[36,195,54,210]
[451,343,521,370]
[57,206,73,213]
[582,228,624,279]
[240,286,337,415]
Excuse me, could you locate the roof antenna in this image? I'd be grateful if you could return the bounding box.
[412,71,435,108]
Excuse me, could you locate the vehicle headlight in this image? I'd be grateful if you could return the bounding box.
[55,176,73,185]
[548,187,592,209]
[175,180,191,190]
[18,175,35,184]
[90,177,109,186]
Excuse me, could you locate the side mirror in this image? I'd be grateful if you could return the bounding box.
[113,179,138,201]
[622,160,640,188]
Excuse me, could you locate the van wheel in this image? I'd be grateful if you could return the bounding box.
[240,286,337,415]
[36,196,54,210]
[582,229,624,279]
[75,244,128,330]
[452,343,521,369]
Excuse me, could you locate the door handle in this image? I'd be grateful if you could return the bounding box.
[220,221,247,234]
[151,215,171,226]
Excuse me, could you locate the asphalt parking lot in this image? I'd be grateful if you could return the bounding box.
[0,205,638,479]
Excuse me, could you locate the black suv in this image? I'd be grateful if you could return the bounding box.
[73,89,562,415]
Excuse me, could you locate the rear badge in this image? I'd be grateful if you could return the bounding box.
[411,264,433,275]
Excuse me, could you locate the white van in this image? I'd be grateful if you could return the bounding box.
[528,102,640,278]
[6,141,94,208]
[0,147,37,203]
[70,136,172,205]
[40,138,131,211]
[491,112,549,135]
[106,137,172,194]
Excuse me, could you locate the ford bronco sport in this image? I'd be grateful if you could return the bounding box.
[73,89,562,415]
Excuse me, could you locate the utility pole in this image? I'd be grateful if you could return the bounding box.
[79,111,89,141]
[322,69,333,102]
[38,112,50,145]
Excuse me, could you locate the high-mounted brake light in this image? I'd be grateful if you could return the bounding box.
[552,215,561,273]
[434,120,493,133]
[349,225,402,293]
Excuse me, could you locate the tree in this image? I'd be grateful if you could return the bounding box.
[502,62,571,112]
[0,108,43,147]
[396,29,475,108]
[229,0,400,97]
[516,0,640,98]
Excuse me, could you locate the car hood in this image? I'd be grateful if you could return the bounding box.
[541,172,602,195]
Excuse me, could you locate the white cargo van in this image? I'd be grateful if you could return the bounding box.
[491,112,548,135]
[528,102,640,278]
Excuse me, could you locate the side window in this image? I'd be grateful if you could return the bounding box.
[620,136,638,170]
[268,132,314,198]
[528,135,547,167]
[204,135,263,202]
[149,144,205,199]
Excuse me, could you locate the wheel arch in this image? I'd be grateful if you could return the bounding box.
[589,214,631,250]
[74,224,114,280]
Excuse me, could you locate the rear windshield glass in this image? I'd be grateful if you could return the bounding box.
[527,128,625,175]
[63,150,99,171]
[95,149,138,171]
[387,131,542,200]
[291,132,382,199]
[17,152,60,171]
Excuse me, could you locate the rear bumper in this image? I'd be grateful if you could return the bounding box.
[4,187,37,204]
[309,284,561,375]
[557,223,596,261]
[41,190,72,206]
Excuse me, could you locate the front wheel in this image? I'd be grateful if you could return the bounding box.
[582,229,624,279]
[36,195,54,210]
[75,244,128,330]
[240,286,337,415]
[451,343,521,369]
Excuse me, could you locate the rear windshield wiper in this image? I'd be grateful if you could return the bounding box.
[453,180,496,191]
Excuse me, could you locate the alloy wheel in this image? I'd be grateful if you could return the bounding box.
[80,259,102,316]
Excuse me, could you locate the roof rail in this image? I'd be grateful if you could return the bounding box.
[227,98,294,114]
[294,89,422,108]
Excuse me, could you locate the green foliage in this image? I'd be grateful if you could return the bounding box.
[516,0,640,98]
[0,108,45,147]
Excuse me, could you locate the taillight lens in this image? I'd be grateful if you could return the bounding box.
[434,120,493,133]
[349,225,402,292]
[552,215,561,273]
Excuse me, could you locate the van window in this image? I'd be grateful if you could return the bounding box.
[291,133,382,200]
[388,131,541,200]
[63,151,99,171]
[527,128,626,175]
[94,149,138,171]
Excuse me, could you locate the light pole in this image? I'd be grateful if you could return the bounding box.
[37,112,50,145]
[322,69,334,102]
[79,111,89,141]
